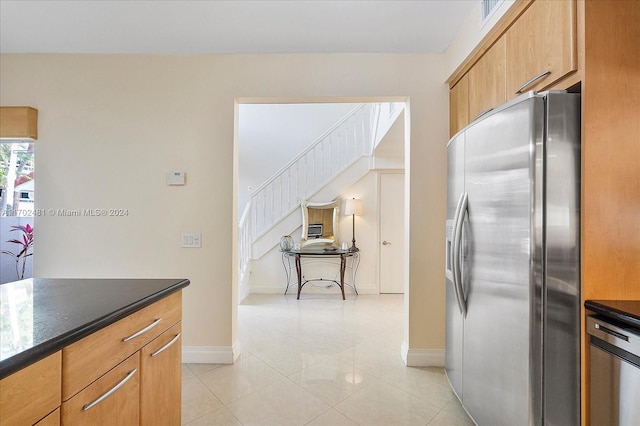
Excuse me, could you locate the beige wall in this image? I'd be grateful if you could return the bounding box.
[0,53,448,358]
[444,0,515,78]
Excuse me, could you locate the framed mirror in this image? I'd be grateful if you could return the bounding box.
[300,200,340,247]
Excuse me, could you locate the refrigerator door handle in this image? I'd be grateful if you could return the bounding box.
[453,192,468,316]
[451,192,466,315]
[450,193,464,315]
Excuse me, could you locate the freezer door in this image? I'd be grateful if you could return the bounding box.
[445,132,465,398]
[462,95,544,425]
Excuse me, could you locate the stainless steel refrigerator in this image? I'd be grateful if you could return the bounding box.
[445,91,581,426]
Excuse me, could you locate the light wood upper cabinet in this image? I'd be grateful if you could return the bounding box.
[0,106,38,139]
[449,74,469,138]
[469,36,506,122]
[506,0,577,97]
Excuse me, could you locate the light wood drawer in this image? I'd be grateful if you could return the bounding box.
[35,408,60,426]
[62,291,181,400]
[61,352,139,425]
[0,351,61,426]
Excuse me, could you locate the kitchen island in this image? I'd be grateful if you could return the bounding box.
[0,278,189,425]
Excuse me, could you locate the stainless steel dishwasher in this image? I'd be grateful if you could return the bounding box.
[587,315,640,426]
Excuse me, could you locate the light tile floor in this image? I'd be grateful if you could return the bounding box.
[182,293,473,426]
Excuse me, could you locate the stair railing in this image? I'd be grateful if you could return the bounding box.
[250,103,379,240]
[238,202,252,280]
[372,102,404,152]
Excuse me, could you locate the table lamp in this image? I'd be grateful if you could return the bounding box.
[344,198,363,252]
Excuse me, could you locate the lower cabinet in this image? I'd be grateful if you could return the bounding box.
[35,408,60,426]
[0,351,61,426]
[141,322,182,425]
[60,322,183,426]
[61,353,140,425]
[60,291,182,425]
[62,292,182,401]
[1,292,183,425]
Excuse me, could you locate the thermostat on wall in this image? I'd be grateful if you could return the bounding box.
[166,171,186,185]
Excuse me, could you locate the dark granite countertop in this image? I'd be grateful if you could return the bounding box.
[585,300,640,330]
[0,278,189,379]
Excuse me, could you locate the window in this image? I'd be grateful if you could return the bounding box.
[1,142,35,284]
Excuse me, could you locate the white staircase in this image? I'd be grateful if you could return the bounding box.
[239,102,403,267]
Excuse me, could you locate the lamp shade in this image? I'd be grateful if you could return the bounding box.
[344,198,363,216]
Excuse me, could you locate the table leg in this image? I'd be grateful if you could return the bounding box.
[339,254,346,300]
[282,252,291,295]
[351,253,360,295]
[295,254,302,300]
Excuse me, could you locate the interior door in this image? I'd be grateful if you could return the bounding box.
[379,173,404,293]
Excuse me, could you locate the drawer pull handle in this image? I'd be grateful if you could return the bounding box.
[515,70,551,94]
[122,318,162,342]
[151,333,182,357]
[82,369,137,411]
[594,323,629,341]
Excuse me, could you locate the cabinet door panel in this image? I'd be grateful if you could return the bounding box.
[61,353,139,425]
[506,0,577,96]
[140,322,182,426]
[0,351,61,426]
[449,74,469,137]
[469,37,506,121]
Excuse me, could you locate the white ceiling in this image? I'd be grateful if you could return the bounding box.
[0,0,477,54]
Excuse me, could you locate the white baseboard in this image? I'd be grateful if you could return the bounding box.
[183,341,241,364]
[401,341,445,367]
[250,284,378,295]
[249,285,287,294]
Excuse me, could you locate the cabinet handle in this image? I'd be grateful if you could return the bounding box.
[515,70,551,94]
[474,108,493,121]
[82,369,137,411]
[150,333,182,357]
[594,323,629,342]
[122,318,162,342]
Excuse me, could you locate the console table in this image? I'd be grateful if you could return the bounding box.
[281,247,360,300]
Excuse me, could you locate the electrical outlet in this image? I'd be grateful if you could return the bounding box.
[181,233,201,248]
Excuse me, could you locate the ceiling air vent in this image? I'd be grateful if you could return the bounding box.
[481,0,504,25]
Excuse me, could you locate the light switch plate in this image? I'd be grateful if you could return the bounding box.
[181,232,201,248]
